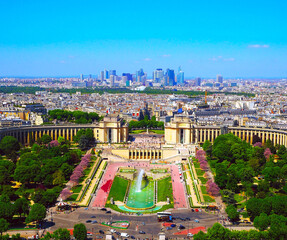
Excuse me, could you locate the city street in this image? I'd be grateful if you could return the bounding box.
[45,207,220,239]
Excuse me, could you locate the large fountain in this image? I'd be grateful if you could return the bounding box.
[125,169,155,210]
[136,169,145,192]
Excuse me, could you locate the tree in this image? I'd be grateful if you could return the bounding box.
[0,202,15,222]
[26,203,46,223]
[14,198,30,217]
[52,228,70,240]
[246,198,263,221]
[207,222,230,240]
[222,190,237,205]
[40,135,52,144]
[0,136,20,156]
[0,218,9,236]
[202,140,212,157]
[193,231,207,240]
[73,223,87,240]
[254,213,270,231]
[226,205,240,222]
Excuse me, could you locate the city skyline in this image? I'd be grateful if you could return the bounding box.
[0,0,287,77]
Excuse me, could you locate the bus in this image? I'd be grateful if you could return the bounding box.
[157,212,172,222]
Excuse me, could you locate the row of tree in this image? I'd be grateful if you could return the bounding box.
[202,133,287,233]
[129,115,164,130]
[48,109,101,124]
[194,221,287,240]
[0,134,85,227]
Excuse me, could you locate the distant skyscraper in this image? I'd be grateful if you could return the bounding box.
[80,74,84,81]
[109,70,116,77]
[104,69,109,79]
[136,68,144,82]
[195,77,201,86]
[217,74,223,83]
[153,69,164,83]
[166,68,175,86]
[100,71,104,81]
[122,73,133,81]
[177,66,184,85]
[110,75,115,87]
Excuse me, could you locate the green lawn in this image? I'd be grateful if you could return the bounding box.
[198,176,208,184]
[130,129,146,134]
[201,185,208,195]
[67,193,78,201]
[157,176,174,202]
[200,186,215,203]
[72,185,83,193]
[193,161,200,169]
[149,129,165,134]
[107,176,129,202]
[203,195,214,203]
[195,168,205,176]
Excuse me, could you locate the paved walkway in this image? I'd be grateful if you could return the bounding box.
[92,162,188,209]
[170,165,188,209]
[76,157,99,202]
[184,164,205,207]
[78,160,106,206]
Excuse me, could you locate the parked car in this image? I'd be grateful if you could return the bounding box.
[87,233,93,237]
[178,225,185,230]
[106,210,111,214]
[86,220,92,223]
[171,224,176,227]
[139,231,145,234]
[92,220,98,224]
[100,208,107,211]
[185,217,191,221]
[131,236,135,239]
[91,215,96,218]
[166,227,172,230]
[99,230,105,234]
[194,219,199,223]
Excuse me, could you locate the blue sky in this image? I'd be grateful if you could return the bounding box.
[0,0,286,78]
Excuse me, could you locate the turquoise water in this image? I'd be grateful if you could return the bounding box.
[125,178,154,209]
[118,205,162,212]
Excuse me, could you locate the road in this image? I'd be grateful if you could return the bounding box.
[45,207,220,239]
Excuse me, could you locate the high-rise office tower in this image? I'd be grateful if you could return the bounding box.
[136,68,144,82]
[195,77,201,86]
[177,66,184,85]
[100,71,105,81]
[217,74,223,83]
[104,69,109,79]
[166,68,175,86]
[109,70,116,77]
[153,69,164,83]
[122,73,133,81]
[110,75,115,87]
[80,74,84,81]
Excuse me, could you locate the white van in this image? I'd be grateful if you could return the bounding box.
[120,233,129,238]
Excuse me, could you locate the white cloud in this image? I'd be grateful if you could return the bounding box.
[59,60,66,64]
[143,58,152,61]
[162,54,171,58]
[224,58,235,62]
[248,44,270,48]
[209,56,235,62]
